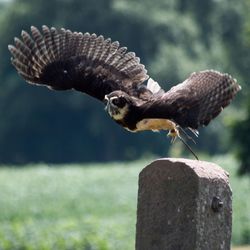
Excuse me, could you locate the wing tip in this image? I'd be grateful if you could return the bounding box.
[8,44,14,52]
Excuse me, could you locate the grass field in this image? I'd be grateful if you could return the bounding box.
[234,247,250,250]
[0,155,249,249]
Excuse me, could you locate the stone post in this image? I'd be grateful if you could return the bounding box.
[136,158,232,250]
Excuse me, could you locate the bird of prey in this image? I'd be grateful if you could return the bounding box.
[8,26,241,159]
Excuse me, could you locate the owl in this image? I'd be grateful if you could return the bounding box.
[8,26,241,159]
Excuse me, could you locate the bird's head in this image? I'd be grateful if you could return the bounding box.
[104,91,134,121]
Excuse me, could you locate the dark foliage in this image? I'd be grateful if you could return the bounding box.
[0,0,249,166]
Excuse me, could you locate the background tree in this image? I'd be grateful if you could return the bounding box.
[0,0,248,165]
[231,0,250,174]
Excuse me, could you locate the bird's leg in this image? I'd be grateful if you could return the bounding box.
[177,135,199,160]
[167,128,179,143]
[167,127,199,160]
[178,126,196,144]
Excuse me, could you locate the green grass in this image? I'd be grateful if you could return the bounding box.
[209,155,250,246]
[233,247,250,250]
[0,161,143,250]
[0,156,249,249]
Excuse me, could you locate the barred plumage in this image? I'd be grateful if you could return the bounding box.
[9,25,149,99]
[146,70,241,129]
[8,26,241,158]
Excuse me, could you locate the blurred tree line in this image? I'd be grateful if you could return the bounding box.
[0,0,249,169]
[231,0,250,175]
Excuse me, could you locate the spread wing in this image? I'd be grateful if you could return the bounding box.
[8,26,149,101]
[140,70,241,129]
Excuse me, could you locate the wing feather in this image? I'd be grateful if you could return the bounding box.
[140,70,241,129]
[42,25,55,60]
[9,26,149,101]
[50,27,60,59]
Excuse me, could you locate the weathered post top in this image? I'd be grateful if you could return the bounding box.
[136,158,232,250]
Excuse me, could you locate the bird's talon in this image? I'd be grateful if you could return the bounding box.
[167,128,179,143]
[171,136,177,143]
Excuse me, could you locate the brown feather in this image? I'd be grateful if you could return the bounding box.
[9,26,149,101]
[140,70,241,129]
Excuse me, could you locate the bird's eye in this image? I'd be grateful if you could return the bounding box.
[112,98,120,106]
[111,97,126,107]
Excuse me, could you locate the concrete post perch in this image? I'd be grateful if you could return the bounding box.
[136,158,232,250]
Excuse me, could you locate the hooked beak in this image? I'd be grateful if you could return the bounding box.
[104,95,109,111]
